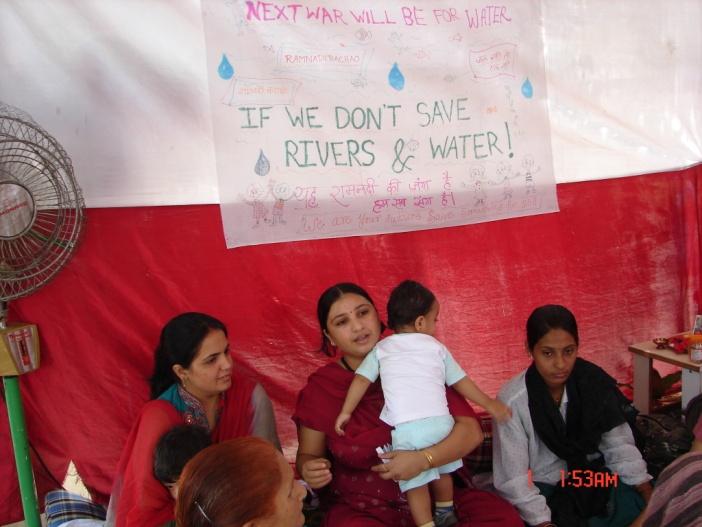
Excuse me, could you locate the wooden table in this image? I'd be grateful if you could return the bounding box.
[628,339,702,413]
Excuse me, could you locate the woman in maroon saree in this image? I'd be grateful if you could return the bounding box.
[294,283,521,526]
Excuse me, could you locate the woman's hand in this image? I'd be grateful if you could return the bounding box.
[371,450,427,481]
[371,414,483,481]
[301,457,332,489]
[296,426,332,489]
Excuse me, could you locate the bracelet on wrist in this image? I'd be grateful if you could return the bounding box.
[422,449,434,469]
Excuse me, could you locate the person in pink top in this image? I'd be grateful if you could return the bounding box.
[641,399,702,526]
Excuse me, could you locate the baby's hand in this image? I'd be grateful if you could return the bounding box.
[487,399,512,422]
[301,458,332,489]
[335,412,351,436]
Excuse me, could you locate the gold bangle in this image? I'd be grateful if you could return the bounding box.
[422,449,434,469]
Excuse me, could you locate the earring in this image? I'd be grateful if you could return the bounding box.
[324,331,335,347]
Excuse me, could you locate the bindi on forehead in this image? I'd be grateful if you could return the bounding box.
[330,302,371,319]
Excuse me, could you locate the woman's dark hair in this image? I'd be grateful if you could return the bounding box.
[149,312,227,399]
[526,304,579,351]
[387,280,436,330]
[175,437,281,527]
[316,282,382,356]
[153,425,212,484]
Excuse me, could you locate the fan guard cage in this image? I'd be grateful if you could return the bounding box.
[0,102,85,301]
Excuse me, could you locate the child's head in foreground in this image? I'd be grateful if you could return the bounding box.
[387,280,439,335]
[153,424,212,499]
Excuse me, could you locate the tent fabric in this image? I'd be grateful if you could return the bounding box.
[2,0,701,208]
[0,165,700,524]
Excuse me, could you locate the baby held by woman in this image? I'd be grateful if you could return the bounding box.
[335,280,511,527]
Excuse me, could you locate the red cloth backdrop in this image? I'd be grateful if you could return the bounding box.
[0,166,700,523]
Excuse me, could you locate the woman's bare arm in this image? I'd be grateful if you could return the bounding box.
[371,415,482,481]
[296,425,332,489]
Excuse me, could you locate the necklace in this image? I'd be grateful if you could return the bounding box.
[340,357,355,372]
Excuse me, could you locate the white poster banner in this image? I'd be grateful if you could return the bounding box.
[201,0,558,247]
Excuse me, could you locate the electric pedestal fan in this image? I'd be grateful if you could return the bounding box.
[0,101,85,526]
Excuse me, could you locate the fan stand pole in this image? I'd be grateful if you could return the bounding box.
[3,377,41,527]
[1,304,41,527]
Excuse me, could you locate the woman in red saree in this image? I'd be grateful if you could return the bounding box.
[107,312,280,527]
[294,283,521,526]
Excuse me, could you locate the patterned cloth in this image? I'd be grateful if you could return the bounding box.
[642,451,702,527]
[462,414,492,474]
[157,384,224,431]
[45,490,106,527]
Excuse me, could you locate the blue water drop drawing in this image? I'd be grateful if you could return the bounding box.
[254,149,270,176]
[521,78,533,98]
[388,63,405,91]
[218,54,234,80]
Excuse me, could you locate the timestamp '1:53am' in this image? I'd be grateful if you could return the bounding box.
[560,469,618,488]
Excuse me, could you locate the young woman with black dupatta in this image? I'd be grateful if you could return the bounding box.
[492,305,652,527]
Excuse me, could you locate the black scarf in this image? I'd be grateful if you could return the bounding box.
[525,358,627,525]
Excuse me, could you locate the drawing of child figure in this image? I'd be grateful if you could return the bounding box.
[469,165,487,207]
[520,155,539,195]
[269,181,294,226]
[244,183,269,227]
[491,161,514,201]
[335,280,511,527]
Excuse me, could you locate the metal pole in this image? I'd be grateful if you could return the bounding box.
[3,375,41,527]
